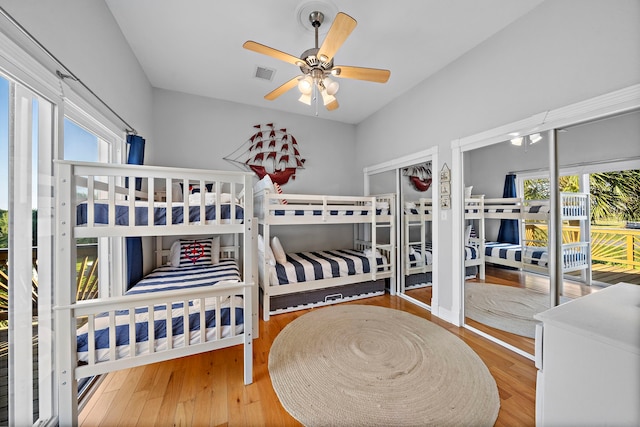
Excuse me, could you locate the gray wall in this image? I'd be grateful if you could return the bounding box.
[151,88,360,253]
[354,0,640,316]
[151,88,359,195]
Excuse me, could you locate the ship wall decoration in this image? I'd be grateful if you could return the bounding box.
[225,123,305,185]
[403,162,432,192]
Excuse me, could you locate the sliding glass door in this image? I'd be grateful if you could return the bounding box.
[1,73,55,426]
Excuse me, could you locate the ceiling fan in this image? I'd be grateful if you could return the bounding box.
[243,11,390,111]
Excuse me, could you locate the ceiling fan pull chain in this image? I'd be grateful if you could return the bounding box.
[314,83,319,116]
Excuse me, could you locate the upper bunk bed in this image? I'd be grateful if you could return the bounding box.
[54,160,256,425]
[403,197,485,289]
[481,193,591,280]
[253,176,395,320]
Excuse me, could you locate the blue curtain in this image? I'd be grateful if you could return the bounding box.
[497,174,519,244]
[126,134,145,289]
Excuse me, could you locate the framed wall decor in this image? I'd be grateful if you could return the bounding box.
[440,195,451,210]
[439,182,450,195]
[440,164,451,182]
[440,163,451,210]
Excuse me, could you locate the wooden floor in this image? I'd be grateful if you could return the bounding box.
[79,294,537,427]
[406,265,603,355]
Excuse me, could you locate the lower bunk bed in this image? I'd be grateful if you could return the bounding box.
[402,196,485,290]
[257,235,392,319]
[404,242,483,289]
[484,241,590,275]
[76,243,247,369]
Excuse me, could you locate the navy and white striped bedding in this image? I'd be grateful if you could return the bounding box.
[484,204,582,216]
[408,243,479,267]
[484,205,548,215]
[404,208,432,215]
[272,249,384,285]
[272,208,389,217]
[76,259,244,363]
[485,242,548,266]
[76,201,244,226]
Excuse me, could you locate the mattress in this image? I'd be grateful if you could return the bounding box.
[405,208,432,215]
[271,249,385,285]
[484,204,584,216]
[76,259,244,363]
[76,200,244,226]
[408,243,479,268]
[484,241,548,266]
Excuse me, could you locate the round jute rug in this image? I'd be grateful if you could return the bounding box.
[465,282,560,338]
[268,305,500,427]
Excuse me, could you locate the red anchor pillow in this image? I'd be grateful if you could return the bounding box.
[170,236,220,267]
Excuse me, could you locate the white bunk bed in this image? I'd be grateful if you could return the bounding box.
[403,198,485,289]
[482,193,591,282]
[54,161,256,425]
[254,182,395,321]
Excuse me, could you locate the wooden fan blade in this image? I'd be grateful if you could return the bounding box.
[243,41,302,66]
[333,65,390,83]
[264,76,300,100]
[317,12,357,63]
[326,99,339,111]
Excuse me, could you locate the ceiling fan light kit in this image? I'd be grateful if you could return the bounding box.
[243,9,390,112]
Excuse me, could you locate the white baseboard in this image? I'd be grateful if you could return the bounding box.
[433,305,462,326]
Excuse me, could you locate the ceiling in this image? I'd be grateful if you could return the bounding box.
[105,0,544,125]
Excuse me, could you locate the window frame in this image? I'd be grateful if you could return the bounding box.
[0,26,127,426]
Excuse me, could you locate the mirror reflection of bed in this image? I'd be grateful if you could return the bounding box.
[461,111,640,356]
[401,161,434,308]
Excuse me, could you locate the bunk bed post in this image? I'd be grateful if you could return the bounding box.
[478,196,486,280]
[261,189,271,322]
[242,174,254,384]
[390,194,396,294]
[54,161,79,426]
[584,194,592,285]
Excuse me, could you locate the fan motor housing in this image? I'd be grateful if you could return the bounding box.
[299,48,333,75]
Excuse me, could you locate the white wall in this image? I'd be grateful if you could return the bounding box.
[354,0,640,316]
[151,88,360,252]
[0,0,153,138]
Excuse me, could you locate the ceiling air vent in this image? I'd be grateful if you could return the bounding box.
[254,66,275,81]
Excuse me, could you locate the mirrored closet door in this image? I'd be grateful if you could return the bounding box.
[399,161,434,307]
[365,149,437,309]
[462,135,553,356]
[460,109,640,357]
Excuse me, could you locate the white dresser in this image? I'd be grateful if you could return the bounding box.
[534,283,640,426]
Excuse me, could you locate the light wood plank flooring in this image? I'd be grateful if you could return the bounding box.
[406,265,603,355]
[79,294,537,426]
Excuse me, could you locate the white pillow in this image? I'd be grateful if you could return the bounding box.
[254,175,286,205]
[188,192,238,205]
[171,182,183,202]
[404,201,417,212]
[271,236,287,264]
[464,186,473,199]
[257,234,276,266]
[210,236,221,264]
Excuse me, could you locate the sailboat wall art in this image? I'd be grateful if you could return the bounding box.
[225,123,306,185]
